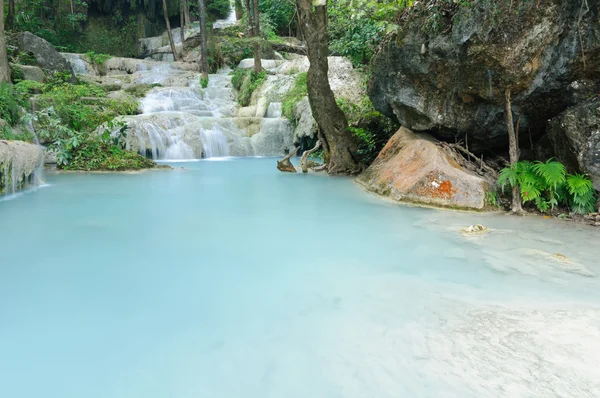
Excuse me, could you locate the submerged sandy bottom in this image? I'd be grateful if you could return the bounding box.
[1,158,599,397]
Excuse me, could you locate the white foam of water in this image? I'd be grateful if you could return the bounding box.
[62,53,88,75]
[200,126,230,158]
[213,2,238,29]
[265,102,283,118]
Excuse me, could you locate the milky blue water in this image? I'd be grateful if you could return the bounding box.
[1,158,600,397]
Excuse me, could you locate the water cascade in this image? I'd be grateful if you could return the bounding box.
[62,53,89,75]
[113,64,293,160]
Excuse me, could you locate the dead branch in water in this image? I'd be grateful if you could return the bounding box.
[300,141,321,173]
[277,147,298,173]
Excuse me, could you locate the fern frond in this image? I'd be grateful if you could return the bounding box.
[498,167,518,190]
[520,183,541,203]
[532,159,566,188]
[566,173,594,197]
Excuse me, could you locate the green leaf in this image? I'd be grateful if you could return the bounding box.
[532,159,566,188]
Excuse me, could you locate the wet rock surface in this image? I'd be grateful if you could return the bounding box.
[548,98,600,190]
[357,127,490,210]
[369,0,600,152]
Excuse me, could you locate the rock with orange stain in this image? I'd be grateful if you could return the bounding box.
[357,127,490,210]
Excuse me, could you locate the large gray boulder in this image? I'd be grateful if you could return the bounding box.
[357,127,490,210]
[17,32,75,81]
[548,98,600,190]
[369,0,600,152]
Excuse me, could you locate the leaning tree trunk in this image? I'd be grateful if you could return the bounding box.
[505,89,523,214]
[7,0,14,30]
[296,0,361,174]
[0,0,11,84]
[162,0,179,61]
[198,0,208,78]
[251,0,261,73]
[244,0,254,35]
[183,0,191,26]
[235,0,243,20]
[179,0,186,44]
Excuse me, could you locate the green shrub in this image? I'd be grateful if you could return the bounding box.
[0,125,34,142]
[0,83,27,126]
[281,72,308,121]
[85,52,111,66]
[10,65,25,82]
[35,79,138,132]
[231,69,267,106]
[34,109,153,171]
[14,80,45,95]
[200,75,209,88]
[62,140,156,171]
[498,159,597,214]
[258,0,296,35]
[337,96,398,165]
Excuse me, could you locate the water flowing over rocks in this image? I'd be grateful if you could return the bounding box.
[0,140,44,196]
[369,0,600,154]
[357,127,490,210]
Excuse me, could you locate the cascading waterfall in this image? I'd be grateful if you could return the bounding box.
[62,53,88,75]
[265,102,283,118]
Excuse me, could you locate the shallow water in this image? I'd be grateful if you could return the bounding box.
[1,158,600,397]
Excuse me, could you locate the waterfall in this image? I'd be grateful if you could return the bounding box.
[265,102,283,118]
[213,2,238,29]
[200,126,230,158]
[62,53,88,75]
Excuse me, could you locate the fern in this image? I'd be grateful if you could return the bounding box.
[566,173,594,197]
[566,174,596,214]
[498,161,597,214]
[498,166,518,191]
[532,159,566,189]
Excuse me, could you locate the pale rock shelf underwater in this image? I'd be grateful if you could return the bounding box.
[1,158,600,398]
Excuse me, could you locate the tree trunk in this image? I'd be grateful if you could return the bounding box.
[183,0,191,26]
[505,89,522,214]
[0,0,11,84]
[296,0,361,174]
[244,0,254,35]
[198,0,208,77]
[7,0,15,30]
[235,0,243,20]
[251,0,261,73]
[162,0,179,61]
[179,0,186,44]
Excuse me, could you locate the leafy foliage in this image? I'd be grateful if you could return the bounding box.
[258,0,296,36]
[85,52,111,66]
[328,0,407,66]
[0,83,27,126]
[498,160,597,214]
[281,72,308,121]
[231,69,267,106]
[337,97,398,165]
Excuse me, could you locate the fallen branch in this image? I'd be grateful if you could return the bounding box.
[277,147,298,173]
[441,142,498,177]
[300,140,321,173]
